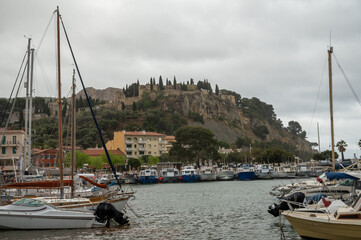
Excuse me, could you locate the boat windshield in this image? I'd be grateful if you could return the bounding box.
[12,198,45,207]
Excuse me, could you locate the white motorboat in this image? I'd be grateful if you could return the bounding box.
[255,164,273,179]
[199,167,216,181]
[216,166,235,181]
[0,198,104,230]
[159,168,180,183]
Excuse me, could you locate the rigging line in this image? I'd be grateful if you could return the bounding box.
[0,51,27,127]
[35,55,56,97]
[333,53,361,108]
[307,56,328,137]
[60,15,123,190]
[34,11,56,57]
[0,57,28,148]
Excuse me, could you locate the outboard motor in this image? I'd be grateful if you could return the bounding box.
[268,192,305,217]
[94,202,129,227]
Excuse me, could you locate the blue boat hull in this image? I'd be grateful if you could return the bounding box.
[237,172,255,180]
[139,176,158,184]
[181,175,198,183]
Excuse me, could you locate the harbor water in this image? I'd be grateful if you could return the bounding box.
[0,179,302,239]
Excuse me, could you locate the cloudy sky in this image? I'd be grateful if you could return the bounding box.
[1,0,360,158]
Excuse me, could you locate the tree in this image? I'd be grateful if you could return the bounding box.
[159,76,164,90]
[215,84,220,95]
[358,139,361,149]
[336,140,348,161]
[170,126,218,168]
[128,158,141,170]
[132,101,137,111]
[173,76,177,89]
[312,150,339,160]
[64,150,90,169]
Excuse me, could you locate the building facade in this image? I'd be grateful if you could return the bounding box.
[0,128,25,172]
[106,130,167,158]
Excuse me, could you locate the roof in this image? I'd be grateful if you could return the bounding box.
[124,131,165,137]
[165,135,176,141]
[81,148,125,157]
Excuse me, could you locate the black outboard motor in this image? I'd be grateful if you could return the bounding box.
[94,202,129,227]
[268,192,305,217]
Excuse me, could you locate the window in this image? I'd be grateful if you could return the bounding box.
[139,151,144,155]
[2,136,5,144]
[13,147,16,154]
[126,144,132,148]
[148,144,151,148]
[2,147,5,154]
[47,154,50,159]
[41,154,45,159]
[148,151,151,154]
[147,138,151,141]
[134,144,137,148]
[53,154,56,159]
[126,152,132,155]
[12,136,16,144]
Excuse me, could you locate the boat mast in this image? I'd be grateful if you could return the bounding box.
[27,48,34,168]
[328,46,335,171]
[56,6,64,198]
[71,69,76,198]
[317,122,320,152]
[23,38,31,178]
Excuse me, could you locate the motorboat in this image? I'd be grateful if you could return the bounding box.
[273,165,296,179]
[199,167,216,181]
[0,198,104,230]
[282,196,361,240]
[159,168,180,183]
[181,166,198,183]
[255,164,273,180]
[216,165,235,181]
[139,169,158,184]
[235,165,255,180]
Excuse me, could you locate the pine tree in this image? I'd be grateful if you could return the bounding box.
[173,76,177,89]
[190,78,194,85]
[132,101,137,111]
[121,102,125,110]
[159,76,164,90]
[215,84,220,95]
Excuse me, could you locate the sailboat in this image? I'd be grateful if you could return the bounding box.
[282,46,361,239]
[0,7,131,229]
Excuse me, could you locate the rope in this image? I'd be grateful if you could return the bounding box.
[333,53,361,108]
[59,14,123,190]
[0,51,27,127]
[307,56,327,137]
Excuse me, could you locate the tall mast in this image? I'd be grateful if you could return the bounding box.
[23,38,31,176]
[27,48,35,167]
[317,122,320,152]
[328,46,335,171]
[71,69,76,198]
[56,6,64,198]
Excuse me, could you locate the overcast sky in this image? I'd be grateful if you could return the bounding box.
[1,0,360,159]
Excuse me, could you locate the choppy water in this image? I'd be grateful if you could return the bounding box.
[0,179,303,240]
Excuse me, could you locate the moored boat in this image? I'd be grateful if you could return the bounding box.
[181,166,198,183]
[159,168,180,183]
[255,164,273,180]
[0,198,104,230]
[199,167,216,181]
[235,165,255,180]
[139,169,158,184]
[216,165,235,181]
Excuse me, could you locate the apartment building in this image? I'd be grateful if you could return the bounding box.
[106,130,168,158]
[0,128,25,172]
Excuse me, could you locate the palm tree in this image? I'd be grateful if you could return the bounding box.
[358,139,361,149]
[336,140,348,161]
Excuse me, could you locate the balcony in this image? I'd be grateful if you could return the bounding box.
[1,141,21,146]
[126,154,133,158]
[125,140,134,144]
[159,147,167,151]
[138,139,145,144]
[125,147,134,151]
[159,140,166,144]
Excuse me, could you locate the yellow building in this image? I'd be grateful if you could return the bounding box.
[106,130,168,158]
